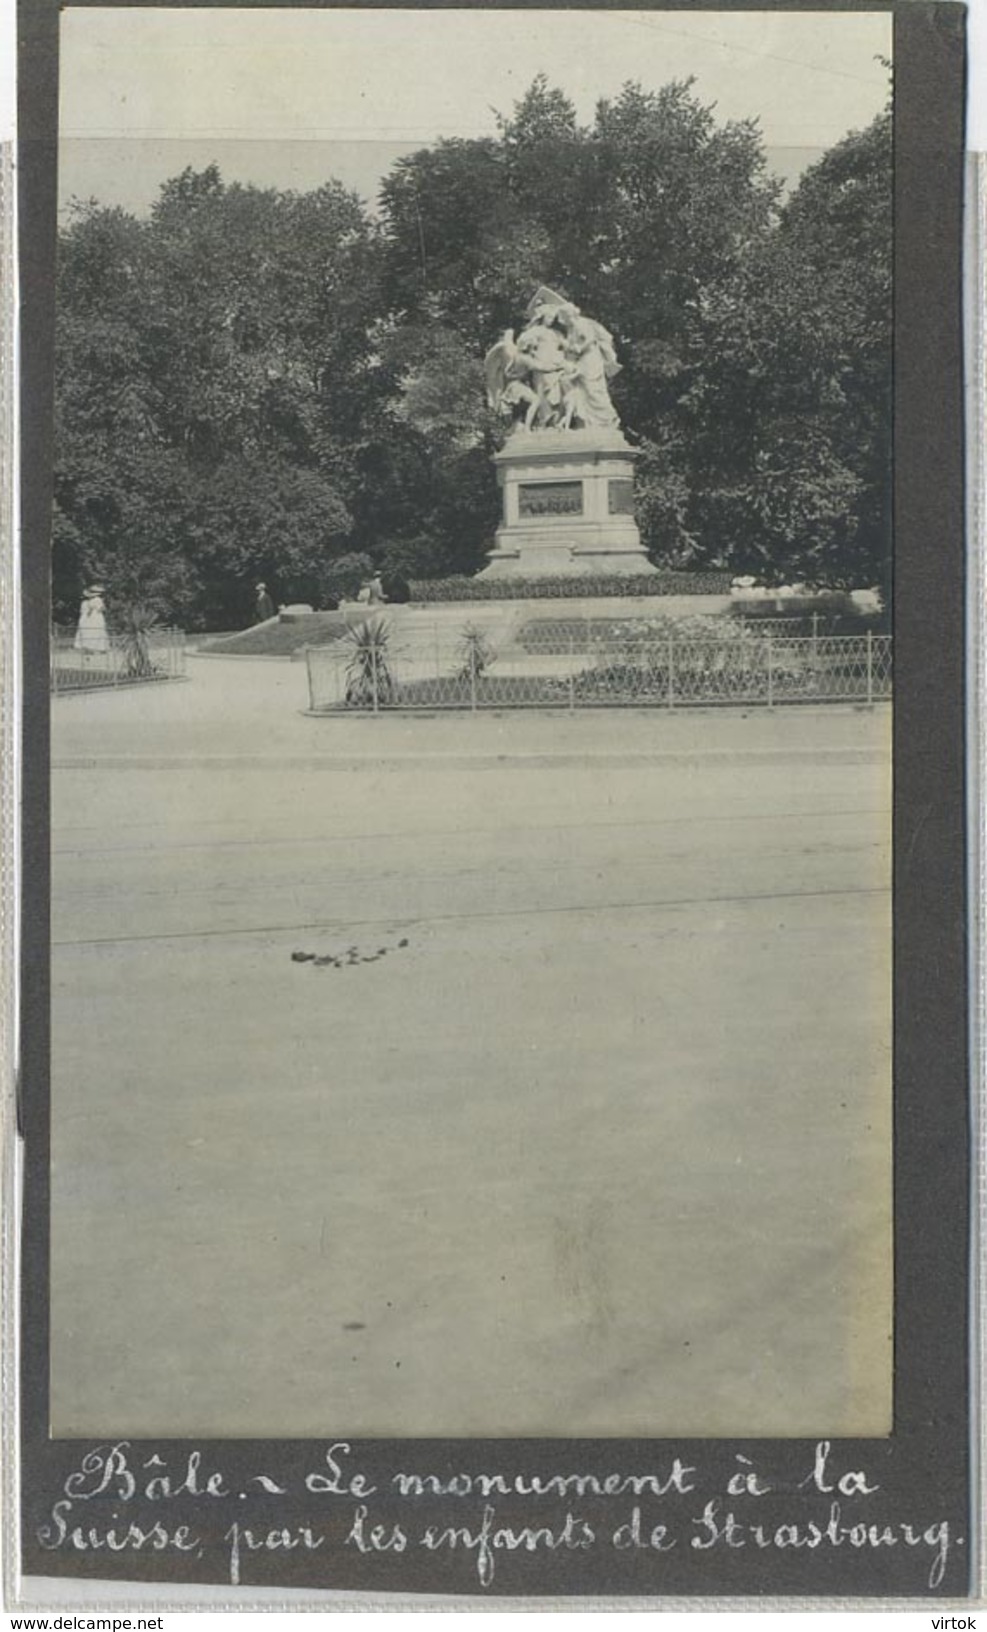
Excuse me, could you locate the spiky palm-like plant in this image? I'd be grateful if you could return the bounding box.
[343,616,395,708]
[119,600,158,678]
[456,622,495,684]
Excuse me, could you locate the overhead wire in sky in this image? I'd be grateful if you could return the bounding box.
[610,12,888,88]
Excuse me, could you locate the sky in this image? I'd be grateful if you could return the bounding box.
[58,7,893,215]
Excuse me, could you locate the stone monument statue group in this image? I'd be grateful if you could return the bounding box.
[480,286,654,579]
[484,285,621,433]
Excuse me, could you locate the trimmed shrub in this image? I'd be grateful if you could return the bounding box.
[727,591,852,619]
[322,552,375,604]
[380,570,412,604]
[408,571,733,602]
[727,593,888,635]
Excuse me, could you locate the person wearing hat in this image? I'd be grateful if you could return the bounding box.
[73,585,109,657]
[254,582,276,623]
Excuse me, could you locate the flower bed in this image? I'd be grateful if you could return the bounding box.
[517,612,728,653]
[306,628,891,712]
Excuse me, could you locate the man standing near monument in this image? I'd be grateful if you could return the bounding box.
[254,581,275,623]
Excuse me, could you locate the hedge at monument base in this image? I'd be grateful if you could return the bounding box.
[407,572,734,602]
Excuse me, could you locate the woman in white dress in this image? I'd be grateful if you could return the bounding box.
[553,305,621,430]
[73,586,109,657]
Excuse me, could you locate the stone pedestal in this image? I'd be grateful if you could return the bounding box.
[480,426,656,579]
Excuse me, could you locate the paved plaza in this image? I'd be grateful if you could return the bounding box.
[50,658,892,1438]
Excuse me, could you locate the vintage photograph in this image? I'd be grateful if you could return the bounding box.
[50,6,893,1441]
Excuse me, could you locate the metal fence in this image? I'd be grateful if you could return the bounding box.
[51,627,187,693]
[305,622,892,713]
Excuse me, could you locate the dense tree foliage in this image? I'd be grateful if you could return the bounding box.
[54,167,384,623]
[674,108,892,586]
[53,82,891,627]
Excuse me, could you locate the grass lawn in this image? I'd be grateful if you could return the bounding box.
[197,612,365,657]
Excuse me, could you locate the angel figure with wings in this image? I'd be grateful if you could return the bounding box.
[484,325,575,430]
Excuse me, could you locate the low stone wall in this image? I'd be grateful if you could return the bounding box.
[389,595,732,642]
[202,596,738,662]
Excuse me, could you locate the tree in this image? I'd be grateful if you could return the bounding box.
[374,77,782,571]
[55,169,384,625]
[778,109,892,590]
[674,108,891,586]
[54,91,892,608]
[51,200,192,624]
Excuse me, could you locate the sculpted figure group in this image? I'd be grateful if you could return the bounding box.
[484,286,621,433]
